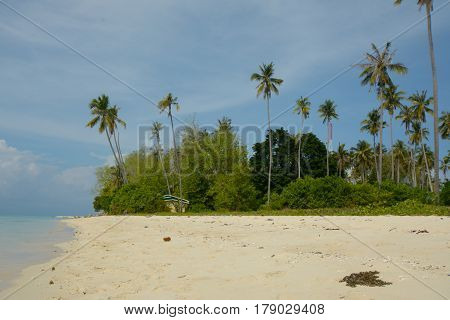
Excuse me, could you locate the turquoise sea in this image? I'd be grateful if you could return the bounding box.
[0,215,74,292]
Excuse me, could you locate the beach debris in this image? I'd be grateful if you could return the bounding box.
[52,267,55,271]
[410,229,429,234]
[178,275,187,279]
[324,227,339,231]
[267,218,273,221]
[271,254,275,258]
[49,280,54,285]
[163,237,171,242]
[258,246,264,249]
[144,226,148,228]
[388,227,397,232]
[340,271,392,288]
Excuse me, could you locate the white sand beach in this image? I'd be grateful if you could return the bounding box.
[2,215,449,300]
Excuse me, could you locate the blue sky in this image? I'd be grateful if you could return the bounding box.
[0,0,449,215]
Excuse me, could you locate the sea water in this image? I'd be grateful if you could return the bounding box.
[0,215,74,292]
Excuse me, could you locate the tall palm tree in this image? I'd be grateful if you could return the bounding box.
[409,91,433,191]
[293,96,311,178]
[361,109,385,181]
[381,85,405,180]
[109,105,127,183]
[358,42,408,185]
[87,94,127,184]
[439,111,449,139]
[251,62,283,204]
[441,152,449,181]
[397,105,417,186]
[394,0,440,194]
[351,140,373,183]
[409,121,432,190]
[336,143,349,178]
[151,121,171,195]
[318,100,338,176]
[392,140,408,183]
[158,93,183,210]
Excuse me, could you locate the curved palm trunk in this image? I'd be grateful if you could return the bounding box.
[156,135,171,195]
[420,129,433,192]
[113,130,128,184]
[298,116,304,179]
[378,106,384,186]
[266,98,273,205]
[106,129,124,184]
[169,109,183,212]
[390,114,394,181]
[425,3,440,195]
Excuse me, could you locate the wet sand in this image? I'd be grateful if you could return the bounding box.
[2,215,449,300]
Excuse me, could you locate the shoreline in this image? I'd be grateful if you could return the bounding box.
[2,215,449,300]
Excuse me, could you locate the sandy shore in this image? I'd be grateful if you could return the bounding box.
[2,215,449,300]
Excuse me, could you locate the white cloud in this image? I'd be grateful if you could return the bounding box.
[54,166,97,191]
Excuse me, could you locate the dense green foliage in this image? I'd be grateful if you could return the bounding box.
[441,181,450,206]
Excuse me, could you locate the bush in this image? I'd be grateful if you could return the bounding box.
[380,181,434,205]
[349,183,385,207]
[441,181,450,206]
[109,176,168,214]
[93,194,113,212]
[281,176,352,209]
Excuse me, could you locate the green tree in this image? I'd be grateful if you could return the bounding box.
[361,109,386,181]
[358,42,408,185]
[409,91,433,191]
[439,111,449,139]
[396,105,417,186]
[158,93,183,210]
[394,0,440,195]
[318,99,338,176]
[381,85,405,180]
[336,143,349,178]
[409,122,431,190]
[392,140,408,184]
[351,140,373,183]
[293,96,311,178]
[86,94,127,184]
[250,62,283,204]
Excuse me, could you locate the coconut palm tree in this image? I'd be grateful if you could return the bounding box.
[293,96,311,178]
[151,121,171,196]
[409,91,433,191]
[361,109,386,181]
[250,62,283,204]
[109,105,127,183]
[392,140,408,183]
[318,100,338,176]
[336,143,349,178]
[381,85,405,180]
[409,122,431,190]
[158,93,183,210]
[351,140,373,183]
[396,105,417,187]
[87,94,127,184]
[439,111,449,139]
[394,0,440,194]
[441,152,449,181]
[358,42,408,185]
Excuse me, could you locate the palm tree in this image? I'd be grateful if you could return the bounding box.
[439,111,449,139]
[394,0,440,194]
[361,109,386,181]
[409,122,431,190]
[392,140,408,183]
[293,96,311,178]
[396,105,417,186]
[318,100,338,176]
[358,42,408,185]
[336,143,349,178]
[87,94,127,184]
[351,140,373,183]
[441,152,449,181]
[251,62,283,204]
[409,91,433,191]
[151,121,171,196]
[158,93,183,210]
[109,105,127,183]
[381,85,405,180]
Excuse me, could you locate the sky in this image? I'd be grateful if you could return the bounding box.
[0,0,449,216]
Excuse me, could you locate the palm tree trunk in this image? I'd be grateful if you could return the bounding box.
[169,109,183,212]
[426,3,440,195]
[373,135,379,182]
[156,135,171,195]
[298,116,304,179]
[390,114,394,181]
[106,129,123,184]
[420,129,433,192]
[396,158,400,183]
[378,106,384,186]
[266,98,273,205]
[326,120,329,176]
[411,148,417,188]
[112,130,128,184]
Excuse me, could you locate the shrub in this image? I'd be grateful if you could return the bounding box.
[441,181,450,206]
[380,181,434,205]
[349,183,384,207]
[93,194,113,212]
[109,176,167,214]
